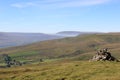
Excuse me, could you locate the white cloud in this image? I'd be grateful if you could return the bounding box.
[11,4,25,8]
[11,2,36,8]
[11,0,112,9]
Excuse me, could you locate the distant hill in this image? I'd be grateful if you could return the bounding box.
[0,31,100,48]
[56,31,100,37]
[0,33,120,62]
[0,32,64,48]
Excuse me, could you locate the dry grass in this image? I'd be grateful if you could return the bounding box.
[0,60,120,80]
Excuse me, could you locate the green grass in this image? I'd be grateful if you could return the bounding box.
[0,60,120,80]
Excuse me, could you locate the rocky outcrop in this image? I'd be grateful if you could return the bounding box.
[90,48,119,62]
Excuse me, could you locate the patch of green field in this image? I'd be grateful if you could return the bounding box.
[10,51,38,58]
[9,51,40,61]
[0,61,120,80]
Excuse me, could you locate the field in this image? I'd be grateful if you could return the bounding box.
[0,60,120,80]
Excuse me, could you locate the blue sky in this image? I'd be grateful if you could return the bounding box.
[0,0,120,33]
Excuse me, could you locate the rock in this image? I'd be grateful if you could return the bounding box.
[90,48,119,62]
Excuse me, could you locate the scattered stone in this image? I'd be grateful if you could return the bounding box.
[2,54,22,67]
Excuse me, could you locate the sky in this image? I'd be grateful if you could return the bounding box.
[0,0,120,33]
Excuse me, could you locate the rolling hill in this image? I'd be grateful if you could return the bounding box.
[0,32,64,48]
[0,33,120,62]
[0,31,99,48]
[0,33,120,80]
[56,31,100,37]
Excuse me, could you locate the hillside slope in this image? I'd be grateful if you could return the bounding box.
[0,33,120,62]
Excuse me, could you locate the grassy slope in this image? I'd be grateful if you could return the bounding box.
[0,33,120,61]
[0,60,120,80]
[0,33,120,80]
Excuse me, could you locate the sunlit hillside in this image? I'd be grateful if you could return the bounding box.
[0,33,120,63]
[0,33,120,80]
